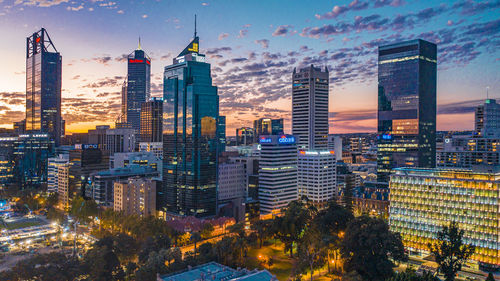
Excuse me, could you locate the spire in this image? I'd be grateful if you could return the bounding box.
[138,37,142,50]
[194,14,197,38]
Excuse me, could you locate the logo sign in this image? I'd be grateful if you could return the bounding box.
[75,144,98,150]
[259,137,272,144]
[129,59,144,63]
[188,43,199,53]
[382,134,392,140]
[278,135,295,144]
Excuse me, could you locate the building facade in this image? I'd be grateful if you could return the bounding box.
[69,145,109,199]
[253,118,284,141]
[25,28,62,146]
[0,136,17,189]
[377,39,437,183]
[475,99,500,138]
[111,151,161,180]
[47,154,69,194]
[292,66,329,150]
[114,177,156,217]
[437,136,499,168]
[389,167,499,267]
[125,45,151,131]
[139,142,163,160]
[258,135,298,214]
[236,127,255,146]
[162,34,220,217]
[298,150,336,207]
[140,97,163,143]
[14,133,54,189]
[105,128,136,154]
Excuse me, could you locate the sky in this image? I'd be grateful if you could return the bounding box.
[0,0,499,135]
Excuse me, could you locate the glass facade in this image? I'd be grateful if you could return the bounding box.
[161,36,219,217]
[389,167,499,267]
[26,28,62,146]
[377,39,437,183]
[14,133,55,189]
[140,97,163,143]
[126,49,151,131]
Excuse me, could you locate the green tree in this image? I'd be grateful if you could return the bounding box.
[200,222,214,239]
[297,225,327,281]
[340,216,407,281]
[190,232,202,257]
[138,234,171,263]
[70,196,98,224]
[82,244,124,281]
[428,221,475,281]
[485,273,495,281]
[251,219,272,248]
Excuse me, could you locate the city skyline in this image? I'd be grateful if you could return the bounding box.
[0,0,499,135]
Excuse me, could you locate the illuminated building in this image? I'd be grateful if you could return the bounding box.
[139,142,163,159]
[125,42,151,131]
[25,28,62,146]
[377,39,437,183]
[292,65,329,150]
[298,150,336,207]
[389,167,500,268]
[114,177,156,217]
[140,97,163,143]
[437,136,499,168]
[47,154,69,194]
[236,127,255,146]
[87,125,109,150]
[253,118,283,141]
[111,151,161,180]
[69,145,109,199]
[475,99,500,138]
[162,25,220,217]
[217,159,246,221]
[218,115,226,153]
[105,128,136,154]
[327,135,343,161]
[0,136,17,189]
[258,135,298,214]
[14,133,55,189]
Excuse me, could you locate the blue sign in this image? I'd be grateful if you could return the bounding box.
[278,136,295,144]
[259,137,272,144]
[382,134,392,140]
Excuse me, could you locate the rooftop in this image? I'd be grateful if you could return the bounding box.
[160,262,275,281]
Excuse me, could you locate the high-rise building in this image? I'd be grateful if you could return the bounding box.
[105,128,136,154]
[88,125,110,150]
[14,133,54,188]
[162,29,220,217]
[111,151,162,180]
[437,136,499,168]
[292,66,329,150]
[25,28,62,146]
[475,99,500,138]
[140,97,163,143]
[114,177,156,217]
[125,43,151,131]
[327,135,343,161]
[139,142,163,160]
[298,150,336,207]
[253,118,284,141]
[69,144,109,198]
[258,135,298,215]
[377,39,437,183]
[217,159,247,221]
[236,127,254,146]
[218,115,226,153]
[389,166,499,268]
[13,120,26,134]
[0,136,18,189]
[47,154,69,194]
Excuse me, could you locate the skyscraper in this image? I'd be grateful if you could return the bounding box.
[125,42,151,132]
[377,39,437,183]
[140,97,163,143]
[162,27,220,217]
[292,65,329,150]
[253,118,284,141]
[475,99,500,138]
[26,28,62,146]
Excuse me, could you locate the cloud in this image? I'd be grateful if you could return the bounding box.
[373,0,405,8]
[201,2,209,6]
[255,39,269,49]
[66,4,83,11]
[438,99,484,115]
[272,25,293,36]
[453,0,500,15]
[14,0,69,7]
[315,0,370,19]
[142,14,148,18]
[218,33,229,40]
[81,76,124,89]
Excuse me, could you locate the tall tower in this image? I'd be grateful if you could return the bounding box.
[292,65,329,150]
[26,28,62,146]
[475,99,500,138]
[126,40,151,132]
[377,39,437,183]
[161,22,220,217]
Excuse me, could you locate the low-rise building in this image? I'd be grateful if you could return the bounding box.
[114,177,156,217]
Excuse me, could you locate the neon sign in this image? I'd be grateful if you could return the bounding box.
[259,137,272,144]
[188,43,199,53]
[278,135,295,144]
[129,59,144,63]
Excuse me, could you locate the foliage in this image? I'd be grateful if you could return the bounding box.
[297,225,327,281]
[190,231,202,257]
[388,269,439,281]
[340,215,407,281]
[428,221,475,281]
[70,196,98,224]
[251,219,272,248]
[82,243,124,281]
[200,222,214,239]
[138,234,172,263]
[342,270,364,281]
[485,273,495,281]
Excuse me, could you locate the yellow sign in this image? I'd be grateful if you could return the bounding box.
[188,43,198,52]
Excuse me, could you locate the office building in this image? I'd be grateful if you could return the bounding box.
[437,136,499,168]
[88,125,110,150]
[327,135,343,161]
[114,177,156,217]
[125,43,151,131]
[298,150,336,207]
[69,144,109,198]
[0,136,17,189]
[292,65,329,150]
[106,128,136,154]
[139,142,163,159]
[389,166,499,267]
[218,159,246,221]
[25,28,62,146]
[47,154,69,194]
[140,97,163,143]
[236,127,255,146]
[13,120,25,134]
[14,133,54,189]
[253,118,284,141]
[111,151,161,180]
[377,39,437,183]
[162,30,220,217]
[475,99,500,138]
[86,166,158,206]
[218,115,226,153]
[258,135,298,215]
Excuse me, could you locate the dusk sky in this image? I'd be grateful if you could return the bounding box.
[0,0,499,135]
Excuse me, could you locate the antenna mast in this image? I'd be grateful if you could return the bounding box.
[194,14,197,38]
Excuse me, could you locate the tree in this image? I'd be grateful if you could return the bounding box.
[70,196,98,224]
[272,200,315,257]
[251,219,272,248]
[190,232,202,257]
[82,244,124,281]
[297,225,327,281]
[200,222,214,239]
[198,242,216,262]
[485,273,495,281]
[428,221,475,281]
[388,269,438,281]
[340,215,407,281]
[138,234,171,264]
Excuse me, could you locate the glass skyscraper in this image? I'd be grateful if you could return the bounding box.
[377,39,437,183]
[26,28,62,146]
[161,34,220,217]
[125,44,151,131]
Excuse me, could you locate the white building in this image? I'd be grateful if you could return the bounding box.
[139,142,163,159]
[327,135,343,161]
[114,177,156,217]
[475,99,500,138]
[110,151,162,180]
[258,135,298,214]
[47,154,70,207]
[292,65,329,150]
[298,150,337,207]
[105,128,136,154]
[218,161,247,202]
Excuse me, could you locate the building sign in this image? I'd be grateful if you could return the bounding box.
[278,135,295,144]
[259,137,272,144]
[75,144,98,150]
[129,59,144,63]
[188,43,199,53]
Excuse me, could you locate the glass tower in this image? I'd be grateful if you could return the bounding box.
[161,34,220,217]
[125,44,151,132]
[377,39,437,183]
[26,28,62,146]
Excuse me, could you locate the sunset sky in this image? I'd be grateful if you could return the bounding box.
[0,0,499,135]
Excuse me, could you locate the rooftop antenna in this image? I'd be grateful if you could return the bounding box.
[486,86,490,99]
[194,14,197,38]
[138,36,142,50]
